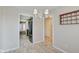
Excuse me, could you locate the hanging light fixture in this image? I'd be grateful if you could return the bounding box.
[33,8,38,16]
[44,9,49,18]
[33,8,50,18]
[44,9,49,15]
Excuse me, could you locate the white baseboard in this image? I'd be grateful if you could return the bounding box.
[0,47,19,53]
[53,45,68,53]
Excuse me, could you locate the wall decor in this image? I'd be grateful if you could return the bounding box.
[60,10,79,25]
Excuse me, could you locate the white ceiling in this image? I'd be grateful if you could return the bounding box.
[15,6,62,11]
[16,6,60,9]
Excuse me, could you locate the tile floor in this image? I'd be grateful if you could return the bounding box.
[7,34,61,53]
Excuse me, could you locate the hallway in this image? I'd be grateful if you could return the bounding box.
[7,34,61,53]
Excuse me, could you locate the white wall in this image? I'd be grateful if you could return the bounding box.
[33,16,44,43]
[1,7,19,51]
[0,7,3,50]
[53,6,79,53]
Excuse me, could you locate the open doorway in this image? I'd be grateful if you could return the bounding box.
[19,14,33,48]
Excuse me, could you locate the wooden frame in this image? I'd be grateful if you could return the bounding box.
[60,10,79,25]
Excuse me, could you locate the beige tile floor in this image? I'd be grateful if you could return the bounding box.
[7,34,61,53]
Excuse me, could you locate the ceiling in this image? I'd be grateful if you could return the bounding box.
[15,6,61,11]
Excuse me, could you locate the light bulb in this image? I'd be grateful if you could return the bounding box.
[44,9,49,15]
[33,8,38,15]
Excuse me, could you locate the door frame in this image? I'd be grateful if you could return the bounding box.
[18,13,34,48]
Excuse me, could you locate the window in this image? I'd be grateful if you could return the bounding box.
[60,10,79,25]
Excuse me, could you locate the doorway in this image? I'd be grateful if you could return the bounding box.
[44,16,53,47]
[19,14,33,48]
